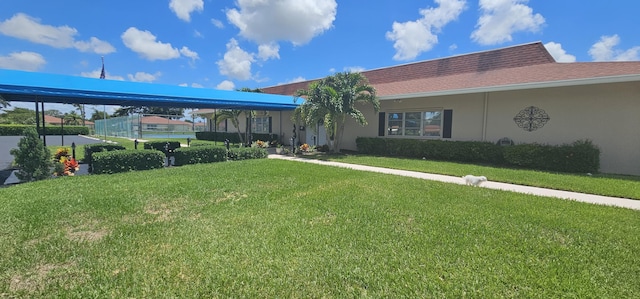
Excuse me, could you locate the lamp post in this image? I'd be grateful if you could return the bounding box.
[187,137,191,147]
[134,139,139,149]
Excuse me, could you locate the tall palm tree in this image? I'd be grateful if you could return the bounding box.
[294,72,379,153]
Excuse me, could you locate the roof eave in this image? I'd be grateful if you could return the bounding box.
[378,74,640,100]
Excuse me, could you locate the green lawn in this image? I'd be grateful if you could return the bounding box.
[303,154,640,200]
[1,159,638,297]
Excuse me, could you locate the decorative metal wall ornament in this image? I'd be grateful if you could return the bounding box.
[513,106,550,132]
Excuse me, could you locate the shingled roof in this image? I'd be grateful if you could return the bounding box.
[262,42,640,98]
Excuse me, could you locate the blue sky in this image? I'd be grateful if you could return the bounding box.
[1,0,639,115]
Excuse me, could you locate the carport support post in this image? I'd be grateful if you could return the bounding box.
[41,102,46,146]
[61,118,64,146]
[35,100,40,139]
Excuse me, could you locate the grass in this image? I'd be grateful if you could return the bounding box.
[1,159,639,297]
[302,154,640,200]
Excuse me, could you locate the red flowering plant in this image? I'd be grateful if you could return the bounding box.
[299,143,316,153]
[53,147,80,176]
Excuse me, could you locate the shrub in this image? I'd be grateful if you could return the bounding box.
[196,132,279,144]
[356,137,504,164]
[84,143,126,172]
[92,149,165,174]
[9,127,53,182]
[173,146,227,166]
[228,147,268,160]
[144,141,181,154]
[0,125,89,136]
[504,139,600,173]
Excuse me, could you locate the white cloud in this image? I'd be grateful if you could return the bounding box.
[121,27,180,60]
[386,0,466,61]
[211,18,224,29]
[0,51,46,71]
[127,72,161,82]
[180,46,199,61]
[191,83,203,88]
[258,43,280,61]
[344,66,365,73]
[544,42,576,63]
[471,0,545,45]
[589,35,640,62]
[226,0,337,45]
[74,37,116,55]
[217,38,255,80]
[80,69,125,81]
[169,0,204,22]
[216,80,235,90]
[0,13,115,54]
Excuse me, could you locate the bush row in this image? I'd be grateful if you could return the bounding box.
[0,124,89,136]
[143,141,182,153]
[92,150,165,174]
[356,137,600,173]
[503,140,600,173]
[227,147,269,160]
[196,131,279,145]
[91,144,268,174]
[84,143,127,172]
[173,146,228,166]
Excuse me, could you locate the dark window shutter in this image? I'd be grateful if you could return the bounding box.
[268,116,272,133]
[443,109,453,139]
[378,112,386,136]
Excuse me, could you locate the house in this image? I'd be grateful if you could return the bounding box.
[140,115,204,132]
[258,42,640,176]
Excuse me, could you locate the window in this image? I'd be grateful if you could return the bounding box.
[387,113,403,135]
[252,116,271,133]
[386,110,442,137]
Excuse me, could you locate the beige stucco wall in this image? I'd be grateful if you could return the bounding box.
[485,82,640,175]
[340,81,639,175]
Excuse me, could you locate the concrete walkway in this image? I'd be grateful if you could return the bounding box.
[268,154,640,211]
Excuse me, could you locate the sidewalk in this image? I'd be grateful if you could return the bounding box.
[268,154,640,211]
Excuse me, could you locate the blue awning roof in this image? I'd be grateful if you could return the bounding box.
[0,69,298,110]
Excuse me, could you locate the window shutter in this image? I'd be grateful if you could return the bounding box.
[268,116,272,133]
[443,109,453,139]
[378,112,386,136]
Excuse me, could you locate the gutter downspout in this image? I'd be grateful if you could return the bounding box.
[482,92,489,142]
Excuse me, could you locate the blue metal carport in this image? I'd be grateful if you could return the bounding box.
[0,69,297,110]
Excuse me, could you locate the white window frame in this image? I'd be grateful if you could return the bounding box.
[252,116,270,134]
[386,109,443,138]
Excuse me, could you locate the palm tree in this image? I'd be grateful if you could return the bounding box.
[63,111,82,125]
[213,109,245,144]
[294,72,379,153]
[72,104,86,126]
[0,95,9,109]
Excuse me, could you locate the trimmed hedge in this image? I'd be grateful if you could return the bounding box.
[84,143,127,172]
[92,149,165,174]
[196,131,279,144]
[356,137,600,173]
[173,146,227,166]
[0,124,89,136]
[228,147,269,161]
[503,140,600,173]
[356,138,504,164]
[144,141,181,153]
